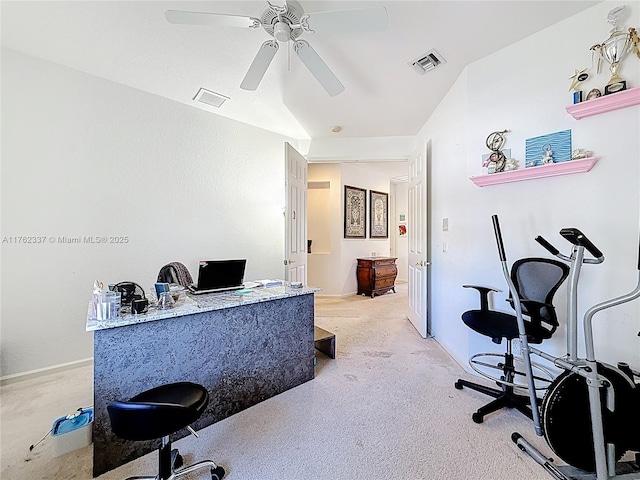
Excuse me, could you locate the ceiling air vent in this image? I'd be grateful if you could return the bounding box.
[409,49,446,75]
[193,88,230,108]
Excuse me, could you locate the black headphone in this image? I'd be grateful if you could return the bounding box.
[112,282,146,305]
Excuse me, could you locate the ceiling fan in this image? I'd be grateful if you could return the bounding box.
[165,1,388,97]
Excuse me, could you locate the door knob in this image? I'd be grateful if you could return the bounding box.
[289,259,296,264]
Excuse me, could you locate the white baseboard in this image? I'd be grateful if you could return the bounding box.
[0,358,93,386]
[314,292,357,298]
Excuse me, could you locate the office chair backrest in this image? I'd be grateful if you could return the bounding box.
[510,258,570,340]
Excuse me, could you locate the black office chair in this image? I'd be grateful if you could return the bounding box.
[455,257,570,423]
[107,382,225,480]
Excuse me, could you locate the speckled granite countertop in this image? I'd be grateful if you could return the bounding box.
[86,284,320,331]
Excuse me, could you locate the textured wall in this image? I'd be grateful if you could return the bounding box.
[92,293,315,476]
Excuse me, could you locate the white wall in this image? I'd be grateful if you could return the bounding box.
[1,48,296,377]
[307,162,393,296]
[391,182,408,282]
[308,163,342,294]
[420,1,640,371]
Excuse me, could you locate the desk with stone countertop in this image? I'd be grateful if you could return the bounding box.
[87,284,319,477]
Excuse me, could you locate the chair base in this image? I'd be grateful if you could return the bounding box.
[124,445,225,480]
[454,378,536,424]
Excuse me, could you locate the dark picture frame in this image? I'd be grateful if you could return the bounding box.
[344,185,366,238]
[369,190,389,239]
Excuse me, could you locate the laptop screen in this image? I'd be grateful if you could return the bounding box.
[196,259,246,290]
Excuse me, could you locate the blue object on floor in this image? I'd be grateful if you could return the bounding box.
[52,407,94,435]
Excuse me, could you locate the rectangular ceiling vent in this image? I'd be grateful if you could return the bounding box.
[409,49,446,75]
[193,88,230,108]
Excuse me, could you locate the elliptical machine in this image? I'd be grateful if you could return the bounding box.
[489,215,640,479]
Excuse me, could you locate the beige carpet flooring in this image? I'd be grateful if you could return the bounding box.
[1,284,555,479]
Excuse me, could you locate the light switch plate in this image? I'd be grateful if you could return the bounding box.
[443,217,449,231]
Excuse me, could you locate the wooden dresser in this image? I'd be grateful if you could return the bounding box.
[356,257,398,298]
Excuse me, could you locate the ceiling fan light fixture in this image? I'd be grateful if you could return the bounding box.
[193,88,230,108]
[409,49,447,75]
[273,21,291,42]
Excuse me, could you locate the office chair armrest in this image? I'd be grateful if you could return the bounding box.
[463,285,500,311]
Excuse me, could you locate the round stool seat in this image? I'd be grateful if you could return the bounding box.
[108,382,209,441]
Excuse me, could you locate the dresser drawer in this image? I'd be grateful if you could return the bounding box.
[372,258,395,267]
[375,276,396,289]
[375,265,397,278]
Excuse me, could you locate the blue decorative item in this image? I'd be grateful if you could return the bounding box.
[525,130,572,167]
[51,407,94,457]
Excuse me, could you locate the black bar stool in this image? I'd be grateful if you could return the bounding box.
[107,382,225,480]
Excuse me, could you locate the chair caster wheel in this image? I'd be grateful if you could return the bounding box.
[174,453,183,469]
[454,381,463,390]
[211,466,225,480]
[472,413,484,424]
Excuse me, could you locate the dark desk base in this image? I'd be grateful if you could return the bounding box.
[93,294,315,477]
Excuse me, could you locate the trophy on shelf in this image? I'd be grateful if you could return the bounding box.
[591,5,640,94]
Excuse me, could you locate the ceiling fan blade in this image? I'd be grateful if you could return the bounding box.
[294,41,344,97]
[164,10,261,29]
[240,41,279,91]
[303,7,387,34]
[267,1,288,11]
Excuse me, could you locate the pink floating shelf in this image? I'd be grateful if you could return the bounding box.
[469,157,598,187]
[566,87,640,119]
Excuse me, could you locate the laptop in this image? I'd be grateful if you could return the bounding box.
[188,259,247,294]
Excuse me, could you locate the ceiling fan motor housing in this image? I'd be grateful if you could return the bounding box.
[261,1,303,41]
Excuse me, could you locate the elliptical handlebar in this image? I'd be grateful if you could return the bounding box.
[535,235,560,256]
[560,228,605,262]
[535,229,604,264]
[491,215,507,261]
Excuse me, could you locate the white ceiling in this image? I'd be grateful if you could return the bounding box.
[2,0,600,144]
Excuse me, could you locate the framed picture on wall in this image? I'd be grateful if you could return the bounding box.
[369,190,389,239]
[344,185,366,239]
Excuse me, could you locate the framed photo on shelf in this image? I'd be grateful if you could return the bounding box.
[369,190,389,239]
[344,185,366,239]
[525,129,572,167]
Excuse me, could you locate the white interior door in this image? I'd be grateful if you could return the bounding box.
[407,141,429,337]
[284,142,307,284]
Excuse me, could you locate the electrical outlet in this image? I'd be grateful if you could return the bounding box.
[443,217,449,231]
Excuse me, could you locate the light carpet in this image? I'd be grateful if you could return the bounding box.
[1,284,554,479]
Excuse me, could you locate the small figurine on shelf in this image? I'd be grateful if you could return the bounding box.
[541,144,554,164]
[504,158,518,171]
[571,148,592,160]
[485,129,509,174]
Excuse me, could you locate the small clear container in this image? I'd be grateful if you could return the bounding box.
[91,291,121,320]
